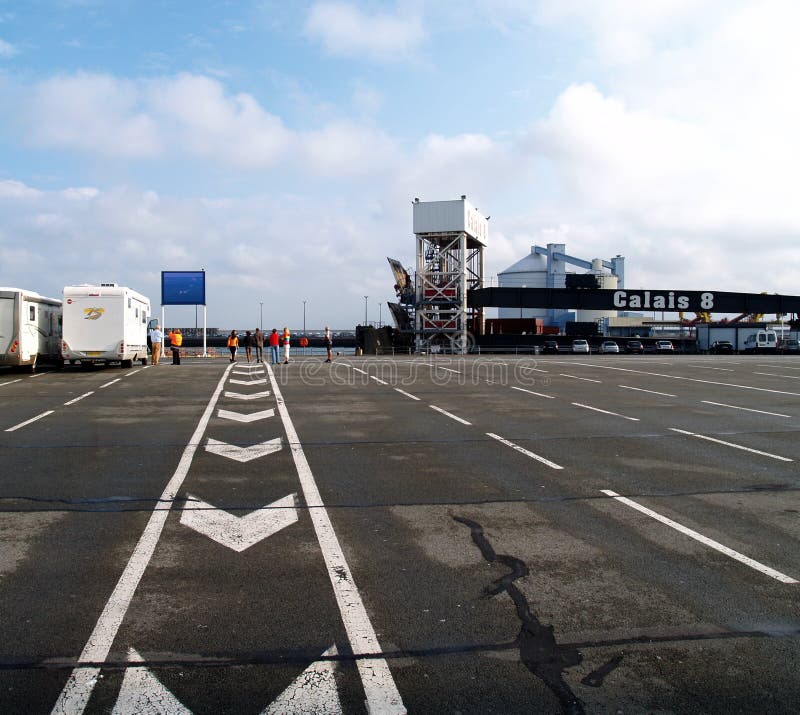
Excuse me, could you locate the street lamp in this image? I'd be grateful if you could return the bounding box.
[259,301,263,332]
[378,302,382,328]
[302,300,307,354]
[364,296,368,325]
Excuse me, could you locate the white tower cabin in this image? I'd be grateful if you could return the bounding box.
[412,196,487,354]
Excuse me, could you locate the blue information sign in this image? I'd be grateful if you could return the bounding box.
[161,271,206,305]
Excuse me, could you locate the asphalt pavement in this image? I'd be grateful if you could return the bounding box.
[0,353,798,713]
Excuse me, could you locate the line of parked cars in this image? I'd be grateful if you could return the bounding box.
[541,339,679,354]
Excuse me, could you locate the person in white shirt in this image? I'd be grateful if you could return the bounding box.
[150,324,164,365]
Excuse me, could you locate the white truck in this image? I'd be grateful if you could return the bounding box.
[61,284,151,368]
[0,287,63,371]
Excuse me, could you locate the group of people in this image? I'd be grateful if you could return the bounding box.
[148,324,183,366]
[225,327,333,364]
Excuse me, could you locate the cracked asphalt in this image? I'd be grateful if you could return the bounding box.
[0,353,799,713]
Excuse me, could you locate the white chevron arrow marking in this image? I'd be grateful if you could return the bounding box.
[224,390,270,400]
[113,645,340,714]
[263,645,342,714]
[112,648,190,714]
[217,408,275,423]
[205,437,282,462]
[233,370,262,376]
[181,493,298,552]
[230,378,267,385]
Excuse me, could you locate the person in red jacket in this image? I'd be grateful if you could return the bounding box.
[268,328,280,364]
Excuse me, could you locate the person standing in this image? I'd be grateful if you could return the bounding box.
[324,326,333,363]
[168,328,183,365]
[150,324,163,365]
[269,328,280,364]
[244,330,253,363]
[227,330,239,362]
[282,326,291,364]
[254,328,264,362]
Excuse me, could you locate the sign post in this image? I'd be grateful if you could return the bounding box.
[161,270,208,357]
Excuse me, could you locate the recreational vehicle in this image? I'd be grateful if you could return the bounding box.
[0,287,62,371]
[62,284,150,367]
[742,329,778,354]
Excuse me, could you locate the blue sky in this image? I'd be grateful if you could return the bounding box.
[1,0,798,329]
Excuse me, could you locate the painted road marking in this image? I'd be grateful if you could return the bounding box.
[754,372,800,380]
[205,437,283,463]
[423,363,462,374]
[99,378,121,389]
[113,648,189,714]
[601,490,798,584]
[123,369,143,377]
[63,392,94,406]
[559,373,602,383]
[217,408,275,423]
[180,493,299,552]
[520,366,549,373]
[29,372,47,378]
[429,405,472,425]
[370,375,389,385]
[572,402,639,421]
[5,410,54,432]
[557,361,800,397]
[224,390,270,400]
[701,401,791,418]
[265,363,406,714]
[511,386,555,399]
[486,432,563,470]
[618,385,677,397]
[669,428,793,462]
[687,365,734,371]
[0,379,22,387]
[350,366,368,375]
[230,377,268,385]
[51,362,236,715]
[394,388,420,401]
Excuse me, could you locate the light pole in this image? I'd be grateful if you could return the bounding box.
[364,296,368,325]
[259,302,263,332]
[378,302,382,328]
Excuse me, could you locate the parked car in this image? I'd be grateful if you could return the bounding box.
[655,340,674,353]
[599,340,619,354]
[625,340,644,354]
[710,340,735,354]
[542,339,559,354]
[780,338,800,354]
[572,339,590,354]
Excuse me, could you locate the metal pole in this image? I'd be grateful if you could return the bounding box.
[364,296,368,325]
[302,300,307,355]
[379,302,382,328]
[260,301,263,332]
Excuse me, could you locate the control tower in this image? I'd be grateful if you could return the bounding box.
[412,196,487,353]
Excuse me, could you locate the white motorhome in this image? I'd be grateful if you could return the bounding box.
[62,284,150,367]
[0,287,62,371]
[743,329,778,354]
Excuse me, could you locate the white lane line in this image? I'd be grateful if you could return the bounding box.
[669,428,793,462]
[511,386,555,400]
[756,364,800,370]
[5,410,54,432]
[0,379,22,387]
[520,366,549,373]
[370,375,389,385]
[51,362,236,715]
[99,378,121,389]
[688,365,734,372]
[572,402,639,421]
[64,392,94,406]
[701,401,791,418]
[264,364,406,714]
[30,372,47,378]
[486,432,563,470]
[601,490,798,584]
[423,363,462,374]
[755,372,800,380]
[124,369,143,377]
[554,361,800,397]
[350,366,368,375]
[429,405,472,425]
[559,373,602,383]
[394,388,420,401]
[618,385,677,397]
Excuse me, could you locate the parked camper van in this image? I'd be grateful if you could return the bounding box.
[743,329,778,354]
[62,284,150,368]
[0,287,62,371]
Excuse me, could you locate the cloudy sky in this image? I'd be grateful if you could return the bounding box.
[1,0,798,329]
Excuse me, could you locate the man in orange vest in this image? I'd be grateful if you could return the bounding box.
[168,328,183,365]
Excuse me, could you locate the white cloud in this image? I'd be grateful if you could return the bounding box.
[300,121,399,177]
[0,38,16,57]
[0,180,41,199]
[305,1,425,60]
